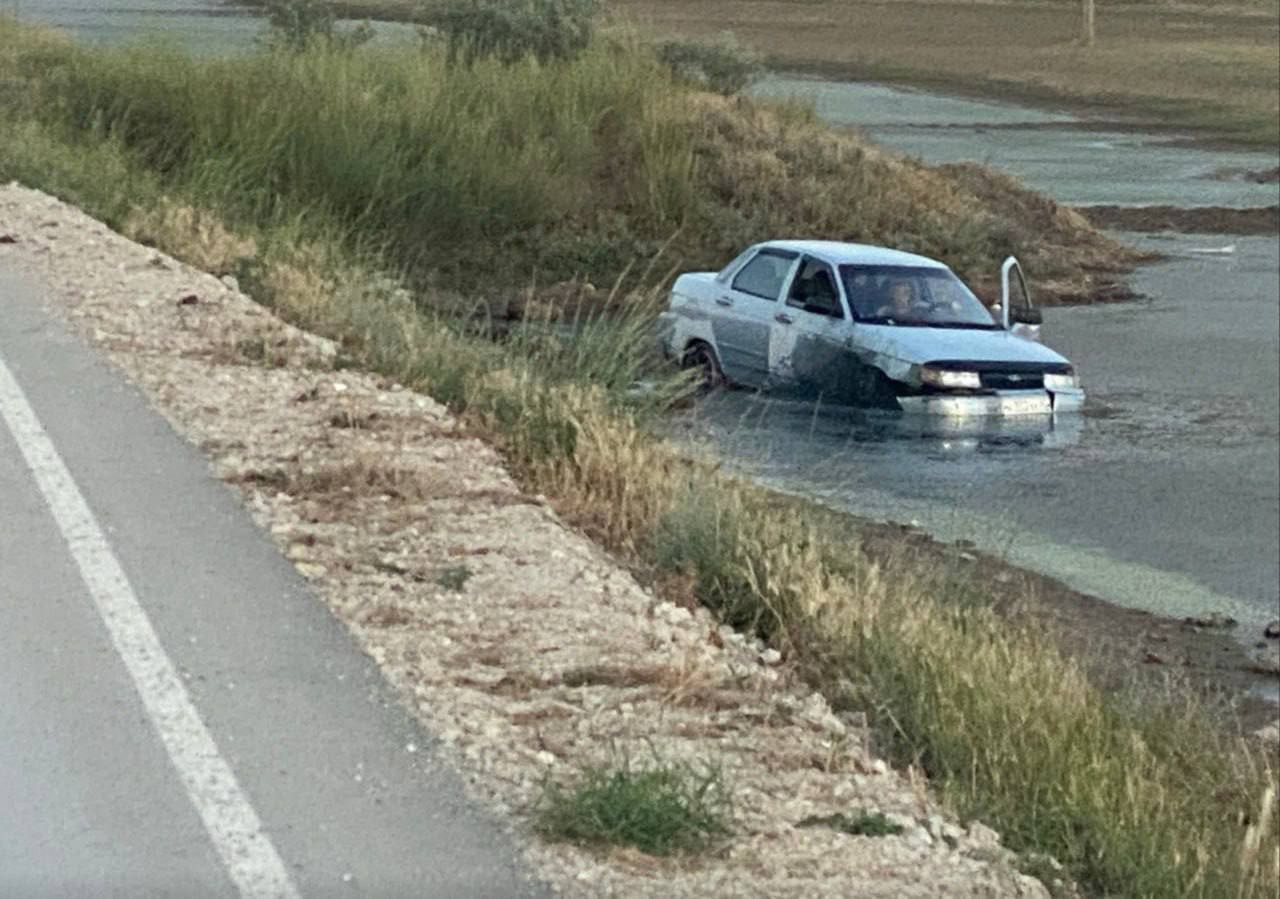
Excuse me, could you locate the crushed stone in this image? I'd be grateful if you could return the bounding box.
[0,183,1051,898]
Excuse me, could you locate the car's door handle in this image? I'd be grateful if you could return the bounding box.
[774,312,793,324]
[715,297,734,307]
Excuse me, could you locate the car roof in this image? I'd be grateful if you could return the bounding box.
[761,240,950,270]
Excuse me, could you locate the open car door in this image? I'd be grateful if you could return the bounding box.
[1000,257,1043,343]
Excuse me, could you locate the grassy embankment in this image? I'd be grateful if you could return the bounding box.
[312,0,1280,149]
[1,18,1276,897]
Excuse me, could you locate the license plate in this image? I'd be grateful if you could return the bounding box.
[997,393,1052,416]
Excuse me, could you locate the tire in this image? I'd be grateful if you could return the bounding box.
[859,368,902,410]
[682,341,726,393]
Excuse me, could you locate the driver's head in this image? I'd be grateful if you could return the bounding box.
[890,281,913,311]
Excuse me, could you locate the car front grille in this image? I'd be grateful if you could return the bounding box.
[979,371,1045,390]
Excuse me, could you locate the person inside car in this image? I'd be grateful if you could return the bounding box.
[876,280,921,320]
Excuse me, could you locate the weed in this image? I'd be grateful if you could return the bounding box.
[435,564,473,591]
[536,752,732,856]
[654,32,762,96]
[421,0,598,65]
[797,809,905,837]
[260,0,373,51]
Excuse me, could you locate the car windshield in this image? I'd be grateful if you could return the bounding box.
[840,264,998,329]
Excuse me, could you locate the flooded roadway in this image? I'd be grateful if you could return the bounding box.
[10,3,1280,639]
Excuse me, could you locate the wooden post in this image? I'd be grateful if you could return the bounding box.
[1081,0,1096,46]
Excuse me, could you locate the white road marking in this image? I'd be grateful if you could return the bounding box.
[0,353,300,899]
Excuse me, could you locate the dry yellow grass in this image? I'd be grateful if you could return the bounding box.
[315,0,1280,146]
[614,0,1280,145]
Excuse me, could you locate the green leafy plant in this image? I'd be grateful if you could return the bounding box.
[435,564,474,591]
[654,32,762,96]
[261,0,373,51]
[797,809,905,837]
[420,0,598,64]
[536,752,732,856]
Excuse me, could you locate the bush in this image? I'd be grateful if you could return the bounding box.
[420,0,598,64]
[261,0,372,51]
[536,753,732,855]
[655,32,763,96]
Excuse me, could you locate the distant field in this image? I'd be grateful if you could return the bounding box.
[326,0,1280,147]
[616,0,1280,147]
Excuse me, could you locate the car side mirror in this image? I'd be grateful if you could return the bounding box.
[1010,306,1042,326]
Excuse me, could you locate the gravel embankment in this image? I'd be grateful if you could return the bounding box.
[0,183,1053,897]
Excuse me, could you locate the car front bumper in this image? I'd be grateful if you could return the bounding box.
[897,387,1084,417]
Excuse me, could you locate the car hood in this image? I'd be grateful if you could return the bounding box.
[858,324,1072,368]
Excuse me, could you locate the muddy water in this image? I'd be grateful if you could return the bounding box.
[753,76,1280,208]
[8,1,263,52]
[671,233,1280,663]
[7,0,415,52]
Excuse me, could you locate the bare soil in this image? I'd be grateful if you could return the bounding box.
[1075,204,1280,235]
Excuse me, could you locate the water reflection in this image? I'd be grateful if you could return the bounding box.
[675,391,1085,461]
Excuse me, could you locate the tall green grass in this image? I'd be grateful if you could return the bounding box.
[1,15,1132,300]
[2,19,1274,896]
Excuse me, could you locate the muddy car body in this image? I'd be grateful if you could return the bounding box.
[658,240,1083,415]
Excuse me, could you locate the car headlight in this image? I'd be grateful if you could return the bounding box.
[1043,371,1080,391]
[920,366,982,389]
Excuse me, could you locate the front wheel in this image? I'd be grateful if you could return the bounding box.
[682,342,725,393]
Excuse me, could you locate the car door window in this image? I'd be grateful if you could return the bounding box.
[731,249,796,301]
[786,257,844,318]
[715,246,757,284]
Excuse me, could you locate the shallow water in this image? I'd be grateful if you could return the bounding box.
[7,0,417,53]
[753,75,1280,208]
[670,233,1280,646]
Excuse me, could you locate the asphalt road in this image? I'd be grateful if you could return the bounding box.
[672,233,1280,640]
[0,269,546,896]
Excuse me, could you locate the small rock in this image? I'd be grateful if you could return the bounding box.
[0,234,17,244]
[340,872,353,884]
[966,821,1001,851]
[905,825,933,849]
[535,750,557,766]
[655,602,693,626]
[759,648,783,666]
[1142,651,1165,665]
[294,561,326,579]
[1265,620,1280,639]
[220,274,240,292]
[926,814,963,845]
